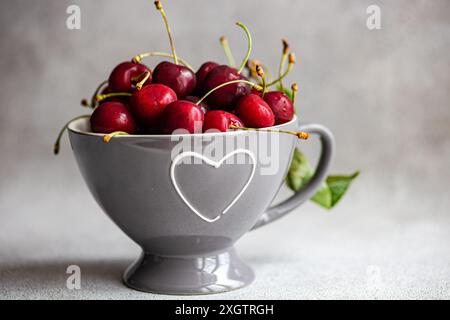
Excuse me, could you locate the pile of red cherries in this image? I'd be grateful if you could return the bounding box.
[55,1,303,153]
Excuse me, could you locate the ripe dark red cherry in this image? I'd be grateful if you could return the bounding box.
[152,61,196,98]
[235,94,275,128]
[263,91,294,125]
[108,61,152,93]
[194,61,219,94]
[162,100,204,134]
[203,110,244,132]
[130,84,177,126]
[90,101,137,134]
[203,65,251,109]
[152,1,196,98]
[184,95,210,114]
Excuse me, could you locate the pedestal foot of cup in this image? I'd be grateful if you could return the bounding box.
[123,248,254,295]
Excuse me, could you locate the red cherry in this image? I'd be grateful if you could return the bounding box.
[184,95,210,114]
[263,91,294,125]
[194,61,219,95]
[130,84,177,127]
[162,100,204,134]
[90,101,137,134]
[203,110,244,132]
[203,65,251,109]
[152,61,196,98]
[235,94,275,128]
[108,61,152,93]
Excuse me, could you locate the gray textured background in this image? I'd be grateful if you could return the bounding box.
[0,0,449,299]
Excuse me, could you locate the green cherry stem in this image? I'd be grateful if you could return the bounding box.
[95,92,132,104]
[229,125,309,140]
[154,1,178,65]
[132,52,194,71]
[236,22,252,74]
[266,52,295,87]
[103,131,130,143]
[132,71,151,90]
[54,115,91,155]
[278,39,289,90]
[196,79,262,106]
[256,64,267,98]
[81,80,108,109]
[291,83,299,114]
[246,59,259,79]
[246,60,274,83]
[263,65,274,83]
[220,36,236,67]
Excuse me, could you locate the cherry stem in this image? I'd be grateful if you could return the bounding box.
[54,115,91,155]
[95,92,132,104]
[246,60,274,83]
[133,71,151,90]
[236,22,252,74]
[256,64,267,98]
[278,39,290,90]
[103,131,130,143]
[229,125,309,140]
[246,60,259,79]
[196,79,262,106]
[220,36,236,67]
[154,1,178,65]
[266,53,295,87]
[81,80,108,109]
[291,83,298,114]
[132,52,194,71]
[262,65,274,83]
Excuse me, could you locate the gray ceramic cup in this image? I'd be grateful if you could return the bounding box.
[68,116,334,295]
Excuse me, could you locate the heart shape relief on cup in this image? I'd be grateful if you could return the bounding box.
[170,149,256,223]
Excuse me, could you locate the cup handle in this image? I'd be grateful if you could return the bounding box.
[251,123,335,230]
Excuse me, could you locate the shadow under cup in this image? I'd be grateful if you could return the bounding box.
[67,116,333,294]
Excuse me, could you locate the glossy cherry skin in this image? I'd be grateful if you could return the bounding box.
[90,101,137,134]
[203,65,251,109]
[194,61,219,95]
[235,94,275,128]
[184,95,210,114]
[263,91,295,125]
[108,61,152,93]
[162,100,204,134]
[203,110,244,132]
[152,61,196,98]
[130,84,177,127]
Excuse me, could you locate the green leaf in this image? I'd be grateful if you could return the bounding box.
[286,148,359,209]
[286,148,314,191]
[310,182,332,208]
[325,171,360,208]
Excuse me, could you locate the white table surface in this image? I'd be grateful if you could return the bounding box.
[1,156,449,300]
